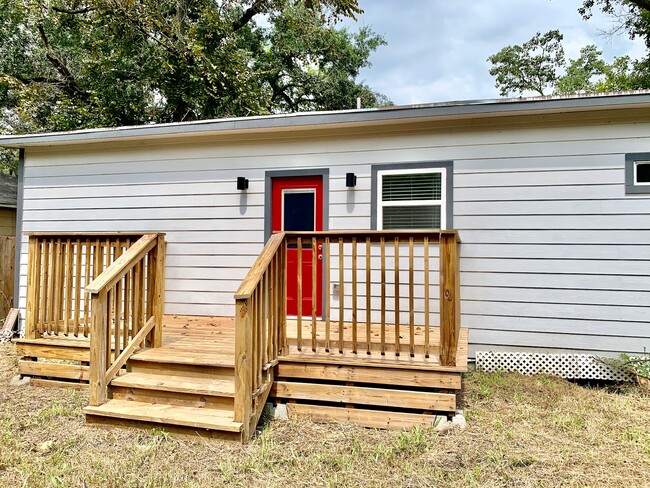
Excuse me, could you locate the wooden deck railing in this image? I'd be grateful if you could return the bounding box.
[282,230,461,365]
[85,233,166,406]
[25,233,147,339]
[234,232,287,439]
[233,229,460,438]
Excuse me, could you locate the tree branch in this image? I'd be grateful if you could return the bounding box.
[232,1,266,31]
[37,24,89,99]
[52,6,96,15]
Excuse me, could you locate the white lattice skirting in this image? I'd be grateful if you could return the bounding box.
[475,351,634,382]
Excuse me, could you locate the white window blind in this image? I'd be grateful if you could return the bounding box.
[378,168,446,230]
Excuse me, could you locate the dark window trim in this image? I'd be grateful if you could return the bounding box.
[625,152,650,194]
[371,161,453,230]
[263,168,330,241]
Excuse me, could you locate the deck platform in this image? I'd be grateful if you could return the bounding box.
[16,314,468,435]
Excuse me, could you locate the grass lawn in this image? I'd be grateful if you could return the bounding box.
[1,343,649,487]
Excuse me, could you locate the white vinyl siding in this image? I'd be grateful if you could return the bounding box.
[16,115,650,358]
[377,168,445,230]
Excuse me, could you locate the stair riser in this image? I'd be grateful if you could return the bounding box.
[110,386,234,410]
[85,414,242,442]
[127,360,235,380]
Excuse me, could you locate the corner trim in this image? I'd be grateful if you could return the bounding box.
[14,149,24,311]
[370,161,454,230]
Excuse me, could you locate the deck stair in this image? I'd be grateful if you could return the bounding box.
[83,347,244,440]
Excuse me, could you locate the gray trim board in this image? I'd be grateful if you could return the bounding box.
[264,168,330,240]
[264,168,330,321]
[625,152,650,194]
[371,161,454,230]
[14,149,23,313]
[2,92,650,148]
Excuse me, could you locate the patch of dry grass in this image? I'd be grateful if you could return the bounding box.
[1,343,649,487]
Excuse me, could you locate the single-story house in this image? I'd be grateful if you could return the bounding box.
[1,91,649,438]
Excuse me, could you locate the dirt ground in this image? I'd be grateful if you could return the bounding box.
[1,342,649,487]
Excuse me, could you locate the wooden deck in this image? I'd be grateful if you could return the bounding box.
[20,230,465,441]
[17,314,468,436]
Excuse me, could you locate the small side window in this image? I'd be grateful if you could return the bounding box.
[636,161,650,185]
[625,153,650,194]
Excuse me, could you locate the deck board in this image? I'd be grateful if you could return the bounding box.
[16,314,468,372]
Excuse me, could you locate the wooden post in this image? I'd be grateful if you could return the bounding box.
[25,236,39,339]
[439,232,460,367]
[234,297,253,443]
[89,289,108,406]
[152,235,166,348]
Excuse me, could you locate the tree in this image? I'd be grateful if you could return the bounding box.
[0,0,389,136]
[487,30,565,97]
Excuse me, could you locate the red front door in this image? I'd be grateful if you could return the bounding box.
[271,176,324,317]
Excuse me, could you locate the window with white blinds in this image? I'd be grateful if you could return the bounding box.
[377,168,446,230]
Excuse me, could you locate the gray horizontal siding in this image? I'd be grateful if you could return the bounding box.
[17,118,650,357]
[457,149,650,357]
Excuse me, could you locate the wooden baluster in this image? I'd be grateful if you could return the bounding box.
[365,238,371,355]
[113,244,123,361]
[351,237,357,354]
[83,240,91,336]
[281,240,288,353]
[251,290,258,391]
[297,237,302,351]
[257,285,263,389]
[338,238,344,354]
[324,237,330,352]
[311,236,317,352]
[123,239,131,344]
[408,237,415,357]
[40,239,50,335]
[261,272,268,378]
[63,239,73,335]
[269,255,276,361]
[394,237,400,357]
[133,260,142,337]
[25,236,41,339]
[51,239,62,335]
[106,288,113,367]
[424,237,430,358]
[380,237,386,356]
[74,239,82,336]
[139,258,146,340]
[275,251,282,358]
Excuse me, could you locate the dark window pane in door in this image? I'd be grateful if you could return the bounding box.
[284,192,315,231]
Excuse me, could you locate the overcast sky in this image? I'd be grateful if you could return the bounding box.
[343,0,646,105]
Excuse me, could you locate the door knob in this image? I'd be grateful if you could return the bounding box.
[318,254,323,260]
[318,244,323,251]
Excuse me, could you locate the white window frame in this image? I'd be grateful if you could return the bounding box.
[281,188,316,231]
[377,167,447,230]
[634,161,650,186]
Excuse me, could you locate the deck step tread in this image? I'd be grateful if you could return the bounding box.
[111,372,235,397]
[83,400,242,432]
[129,349,235,367]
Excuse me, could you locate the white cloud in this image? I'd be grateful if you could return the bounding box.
[344,0,647,104]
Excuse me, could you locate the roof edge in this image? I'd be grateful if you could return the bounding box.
[3,91,650,148]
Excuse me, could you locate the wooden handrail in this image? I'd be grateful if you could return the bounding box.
[284,230,461,242]
[234,232,287,441]
[235,232,285,299]
[86,234,158,293]
[88,233,165,406]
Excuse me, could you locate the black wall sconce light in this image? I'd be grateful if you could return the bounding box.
[237,177,249,190]
[346,172,357,188]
